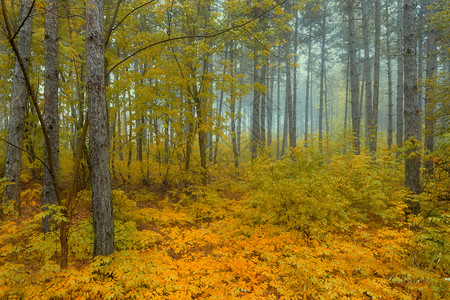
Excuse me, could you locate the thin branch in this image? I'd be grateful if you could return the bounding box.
[106,0,288,76]
[11,0,36,41]
[104,0,124,48]
[0,137,51,174]
[112,0,155,31]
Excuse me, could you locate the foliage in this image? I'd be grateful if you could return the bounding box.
[244,149,406,235]
[1,152,448,299]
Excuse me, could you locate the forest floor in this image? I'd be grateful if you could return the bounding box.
[0,153,449,299]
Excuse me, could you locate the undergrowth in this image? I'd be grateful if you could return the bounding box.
[0,150,448,299]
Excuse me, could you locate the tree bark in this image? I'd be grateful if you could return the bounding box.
[386,0,394,150]
[260,65,266,147]
[229,43,239,168]
[251,54,261,160]
[86,0,115,256]
[396,0,404,151]
[42,0,60,233]
[370,0,381,153]
[2,0,34,214]
[403,0,421,200]
[304,23,312,148]
[286,34,295,150]
[319,0,327,153]
[361,0,373,151]
[347,0,360,154]
[424,0,437,173]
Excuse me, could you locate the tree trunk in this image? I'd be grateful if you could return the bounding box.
[292,10,298,146]
[347,0,360,154]
[42,0,60,233]
[86,0,115,256]
[285,35,296,150]
[2,0,34,214]
[267,64,274,148]
[361,0,373,151]
[319,1,327,153]
[344,55,349,153]
[386,0,394,150]
[276,55,281,159]
[251,54,261,160]
[424,0,437,173]
[403,0,421,201]
[304,23,312,148]
[370,0,381,153]
[396,0,404,151]
[229,44,239,168]
[260,65,266,147]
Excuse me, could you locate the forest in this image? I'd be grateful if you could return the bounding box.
[0,0,448,298]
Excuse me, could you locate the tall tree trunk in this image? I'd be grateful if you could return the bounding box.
[196,96,207,185]
[286,35,295,150]
[424,0,437,173]
[319,1,327,153]
[361,0,373,151]
[347,0,360,154]
[251,54,261,160]
[2,0,33,214]
[403,0,421,200]
[42,0,59,233]
[260,65,266,147]
[214,46,227,164]
[267,64,274,148]
[229,43,239,168]
[344,55,350,148]
[386,0,394,150]
[304,23,312,148]
[86,0,114,256]
[370,0,381,153]
[276,55,281,159]
[396,0,404,151]
[292,10,298,145]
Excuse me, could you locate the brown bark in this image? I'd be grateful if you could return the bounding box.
[347,0,360,154]
[2,0,33,214]
[403,0,421,200]
[42,0,60,233]
[86,0,115,256]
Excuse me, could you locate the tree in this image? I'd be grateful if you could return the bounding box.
[42,0,60,233]
[361,0,373,151]
[370,0,380,153]
[85,0,115,256]
[424,0,438,173]
[347,0,360,154]
[318,0,327,153]
[386,0,394,150]
[2,0,34,215]
[403,0,421,204]
[396,0,404,151]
